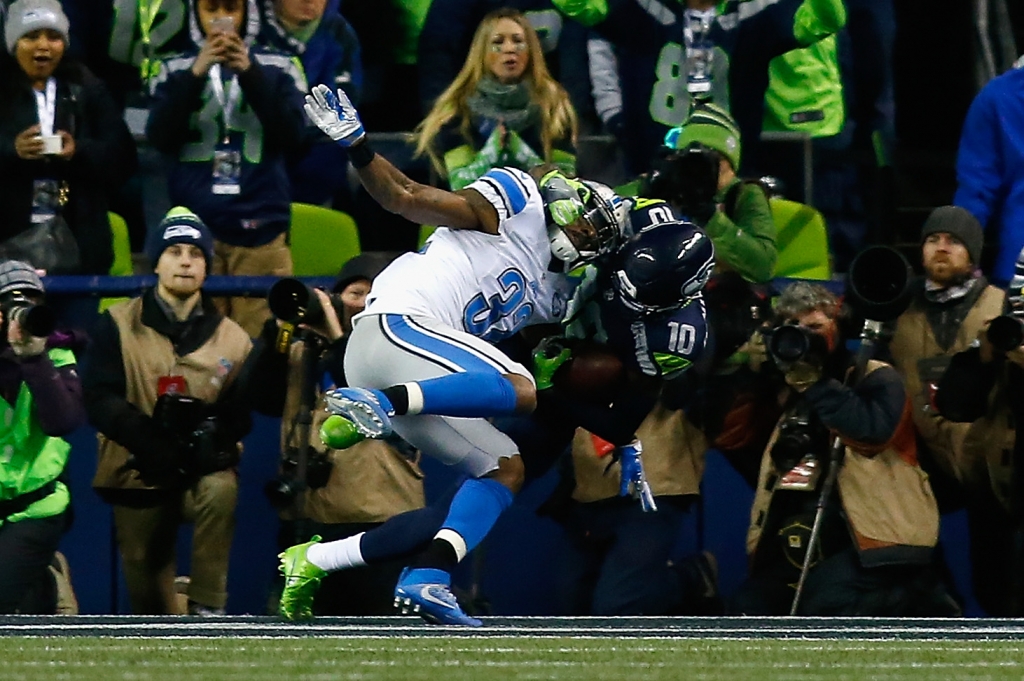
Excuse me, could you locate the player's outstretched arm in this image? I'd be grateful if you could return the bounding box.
[304,85,498,233]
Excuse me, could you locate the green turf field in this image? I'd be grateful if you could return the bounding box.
[2,637,1023,680]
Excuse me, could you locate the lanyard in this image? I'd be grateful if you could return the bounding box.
[138,0,164,82]
[209,63,241,142]
[683,8,715,51]
[33,78,57,137]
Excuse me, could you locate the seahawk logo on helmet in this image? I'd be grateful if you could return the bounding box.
[612,221,715,315]
[541,177,630,268]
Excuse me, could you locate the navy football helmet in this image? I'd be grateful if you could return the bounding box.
[610,221,716,315]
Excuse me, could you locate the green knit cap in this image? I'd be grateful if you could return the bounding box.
[664,103,742,170]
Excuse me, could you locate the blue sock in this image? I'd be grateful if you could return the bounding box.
[438,478,514,557]
[409,372,518,417]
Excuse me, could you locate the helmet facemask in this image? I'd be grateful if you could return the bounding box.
[545,180,629,270]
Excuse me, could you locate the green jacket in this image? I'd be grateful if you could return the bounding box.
[763,35,845,139]
[706,178,777,283]
[0,348,76,525]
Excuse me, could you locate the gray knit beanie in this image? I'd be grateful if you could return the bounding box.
[920,205,984,265]
[0,260,45,297]
[4,0,70,54]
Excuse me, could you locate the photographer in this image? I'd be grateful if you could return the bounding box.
[84,207,253,615]
[642,103,776,285]
[888,206,1003,497]
[731,281,957,616]
[934,249,1024,616]
[248,253,426,616]
[0,260,85,613]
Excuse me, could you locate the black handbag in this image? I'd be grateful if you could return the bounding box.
[0,214,81,274]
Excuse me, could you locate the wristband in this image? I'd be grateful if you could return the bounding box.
[348,140,376,169]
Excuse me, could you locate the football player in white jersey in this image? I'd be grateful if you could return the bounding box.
[277,84,629,625]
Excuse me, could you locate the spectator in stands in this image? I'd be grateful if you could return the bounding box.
[84,207,253,615]
[250,252,427,615]
[259,0,363,208]
[954,62,1024,286]
[888,207,1001,497]
[730,282,958,616]
[413,7,577,190]
[418,1,596,133]
[936,245,1024,616]
[146,0,307,337]
[0,260,85,614]
[550,0,845,176]
[0,0,137,275]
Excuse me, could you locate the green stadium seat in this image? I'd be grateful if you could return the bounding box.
[289,203,361,276]
[99,212,133,312]
[770,197,833,280]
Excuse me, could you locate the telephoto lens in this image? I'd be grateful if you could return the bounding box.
[267,278,325,325]
[987,315,1024,353]
[7,301,56,338]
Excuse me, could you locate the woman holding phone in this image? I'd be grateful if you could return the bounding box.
[0,0,137,275]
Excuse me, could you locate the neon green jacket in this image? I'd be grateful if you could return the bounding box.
[0,348,76,525]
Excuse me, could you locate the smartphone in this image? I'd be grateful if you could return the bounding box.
[209,16,236,34]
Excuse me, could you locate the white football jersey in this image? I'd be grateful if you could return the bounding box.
[360,168,577,342]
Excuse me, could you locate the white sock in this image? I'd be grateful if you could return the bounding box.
[305,532,366,572]
[435,528,468,562]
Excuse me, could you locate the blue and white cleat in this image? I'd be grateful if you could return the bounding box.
[323,387,395,439]
[393,567,482,627]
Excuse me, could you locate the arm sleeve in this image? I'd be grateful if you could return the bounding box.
[587,35,623,127]
[237,59,306,152]
[81,312,165,454]
[145,66,207,154]
[64,76,138,191]
[444,126,503,191]
[802,365,906,445]
[21,354,86,436]
[935,346,999,423]
[953,86,1003,229]
[704,184,778,283]
[793,0,847,45]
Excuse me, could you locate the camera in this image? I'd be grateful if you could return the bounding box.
[987,315,1024,353]
[264,447,333,510]
[267,278,343,326]
[647,142,720,223]
[1,293,55,338]
[771,405,829,474]
[766,323,830,371]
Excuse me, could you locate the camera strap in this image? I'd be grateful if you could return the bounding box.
[0,480,58,521]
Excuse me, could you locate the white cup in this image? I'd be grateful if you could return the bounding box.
[40,135,63,155]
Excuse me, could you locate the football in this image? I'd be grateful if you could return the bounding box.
[552,341,626,403]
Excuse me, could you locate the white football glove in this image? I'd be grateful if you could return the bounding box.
[304,84,366,147]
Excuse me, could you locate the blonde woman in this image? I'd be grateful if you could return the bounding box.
[414,8,577,190]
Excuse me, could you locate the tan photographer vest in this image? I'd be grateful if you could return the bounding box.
[889,285,1007,496]
[278,342,425,524]
[747,361,939,565]
[93,297,252,491]
[571,401,707,503]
